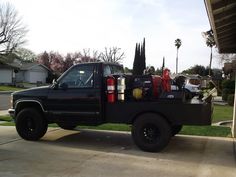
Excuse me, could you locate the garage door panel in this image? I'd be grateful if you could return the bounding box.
[0,69,12,83]
[29,71,47,83]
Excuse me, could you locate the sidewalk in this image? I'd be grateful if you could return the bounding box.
[0,110,9,116]
[212,96,228,105]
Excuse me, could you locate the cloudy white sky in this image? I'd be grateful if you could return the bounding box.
[1,0,221,72]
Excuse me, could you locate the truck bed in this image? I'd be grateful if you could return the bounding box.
[105,98,212,125]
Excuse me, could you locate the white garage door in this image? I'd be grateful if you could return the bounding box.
[0,69,12,84]
[29,71,47,83]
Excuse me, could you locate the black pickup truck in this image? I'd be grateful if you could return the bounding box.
[9,62,212,152]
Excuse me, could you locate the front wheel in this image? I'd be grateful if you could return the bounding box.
[15,108,48,141]
[132,113,171,152]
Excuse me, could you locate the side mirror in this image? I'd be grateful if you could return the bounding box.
[59,83,68,90]
[52,79,58,89]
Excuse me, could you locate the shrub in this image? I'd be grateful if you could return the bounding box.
[227,94,235,106]
[222,88,234,101]
[222,80,235,90]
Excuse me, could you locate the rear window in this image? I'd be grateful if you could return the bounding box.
[110,65,124,74]
[103,64,124,76]
[189,79,200,85]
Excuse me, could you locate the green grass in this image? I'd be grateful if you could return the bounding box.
[212,105,233,123]
[180,126,231,137]
[0,104,233,137]
[0,115,13,122]
[0,85,23,91]
[78,123,131,131]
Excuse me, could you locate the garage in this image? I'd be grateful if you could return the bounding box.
[28,71,47,83]
[15,63,50,84]
[0,61,14,84]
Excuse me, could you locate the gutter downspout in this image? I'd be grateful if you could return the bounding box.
[232,72,236,137]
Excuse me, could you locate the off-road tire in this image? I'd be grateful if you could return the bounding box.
[15,108,48,141]
[132,113,171,152]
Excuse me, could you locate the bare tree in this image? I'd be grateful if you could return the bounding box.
[73,49,101,64]
[15,48,36,62]
[100,47,124,64]
[0,3,27,55]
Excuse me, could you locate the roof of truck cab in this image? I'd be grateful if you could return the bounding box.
[74,62,123,67]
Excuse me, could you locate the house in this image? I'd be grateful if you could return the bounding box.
[223,60,236,80]
[14,62,51,84]
[0,60,16,84]
[0,60,51,84]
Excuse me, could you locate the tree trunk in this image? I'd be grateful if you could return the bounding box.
[209,47,212,76]
[176,49,179,74]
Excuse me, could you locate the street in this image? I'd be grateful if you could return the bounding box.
[0,126,236,177]
[0,94,11,110]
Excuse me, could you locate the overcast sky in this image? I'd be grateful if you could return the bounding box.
[1,0,221,72]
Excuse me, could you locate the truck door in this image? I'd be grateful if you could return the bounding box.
[46,64,101,121]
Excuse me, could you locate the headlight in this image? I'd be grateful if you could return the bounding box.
[10,94,13,108]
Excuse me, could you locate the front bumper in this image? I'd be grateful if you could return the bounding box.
[8,109,15,117]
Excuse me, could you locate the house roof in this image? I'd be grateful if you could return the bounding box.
[204,0,236,53]
[9,62,51,71]
[0,60,18,69]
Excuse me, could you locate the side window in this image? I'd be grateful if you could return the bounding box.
[59,65,94,88]
[103,65,112,76]
[110,65,124,74]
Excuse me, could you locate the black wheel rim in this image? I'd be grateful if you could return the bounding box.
[22,116,36,133]
[141,124,160,144]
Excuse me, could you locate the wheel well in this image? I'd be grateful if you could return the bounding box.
[131,111,171,125]
[15,102,44,116]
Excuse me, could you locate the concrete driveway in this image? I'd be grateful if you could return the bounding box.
[0,93,11,110]
[0,126,235,177]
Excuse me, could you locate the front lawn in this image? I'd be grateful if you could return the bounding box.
[0,104,233,137]
[0,85,23,91]
[212,105,233,123]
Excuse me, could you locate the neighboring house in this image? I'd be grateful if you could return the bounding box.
[223,60,236,80]
[0,60,51,84]
[14,63,50,84]
[0,61,16,84]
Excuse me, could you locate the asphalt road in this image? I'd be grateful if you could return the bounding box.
[0,94,11,110]
[0,126,236,177]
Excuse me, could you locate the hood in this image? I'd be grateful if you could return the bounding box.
[13,85,51,97]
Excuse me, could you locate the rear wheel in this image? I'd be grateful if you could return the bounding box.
[171,125,183,136]
[57,123,77,130]
[15,108,48,141]
[132,113,171,152]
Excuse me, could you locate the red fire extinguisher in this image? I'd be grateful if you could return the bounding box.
[162,68,171,92]
[107,76,116,103]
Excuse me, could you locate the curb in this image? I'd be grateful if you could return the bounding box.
[212,120,232,127]
[0,91,13,94]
